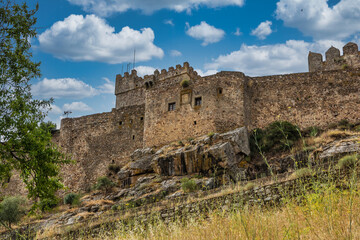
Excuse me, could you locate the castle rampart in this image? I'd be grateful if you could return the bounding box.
[246,69,360,129]
[5,42,360,195]
[308,42,360,72]
[57,106,145,191]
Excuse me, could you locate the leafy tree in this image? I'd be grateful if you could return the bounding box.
[0,196,26,229]
[0,0,71,211]
[94,177,115,193]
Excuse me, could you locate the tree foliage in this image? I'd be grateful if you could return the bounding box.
[0,0,70,211]
[0,196,26,229]
[94,176,115,193]
[250,121,301,153]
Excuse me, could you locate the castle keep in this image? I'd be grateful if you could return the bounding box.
[52,42,360,191]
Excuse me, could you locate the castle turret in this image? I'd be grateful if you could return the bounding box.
[343,42,358,55]
[325,46,340,61]
[115,69,145,109]
[308,51,323,72]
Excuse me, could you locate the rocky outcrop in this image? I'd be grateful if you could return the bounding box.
[319,137,360,160]
[128,148,154,175]
[152,128,250,182]
[115,127,250,184]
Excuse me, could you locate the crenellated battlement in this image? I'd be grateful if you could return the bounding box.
[116,62,199,95]
[115,69,144,96]
[308,42,360,72]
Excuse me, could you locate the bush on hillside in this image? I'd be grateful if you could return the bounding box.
[64,193,81,206]
[39,197,59,212]
[250,121,301,153]
[181,178,198,192]
[94,176,115,193]
[0,196,26,229]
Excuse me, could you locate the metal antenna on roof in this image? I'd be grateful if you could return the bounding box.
[133,48,136,70]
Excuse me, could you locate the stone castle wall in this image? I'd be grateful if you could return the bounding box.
[246,69,360,129]
[57,106,144,191]
[144,68,245,147]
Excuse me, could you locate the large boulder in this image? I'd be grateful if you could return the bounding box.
[320,137,360,160]
[129,148,155,175]
[152,127,250,181]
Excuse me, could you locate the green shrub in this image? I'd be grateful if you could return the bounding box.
[108,164,121,173]
[336,154,359,170]
[0,196,26,229]
[94,176,115,193]
[250,121,301,153]
[64,193,81,206]
[180,79,190,87]
[181,177,198,192]
[39,198,59,212]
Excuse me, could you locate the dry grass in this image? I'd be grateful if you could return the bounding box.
[90,181,360,240]
[84,199,114,208]
[314,129,358,145]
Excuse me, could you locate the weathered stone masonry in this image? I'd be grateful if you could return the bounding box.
[48,42,360,191]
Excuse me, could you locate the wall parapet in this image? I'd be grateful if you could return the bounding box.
[308,42,360,72]
[115,62,199,93]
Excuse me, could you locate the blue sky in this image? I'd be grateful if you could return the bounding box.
[26,0,360,127]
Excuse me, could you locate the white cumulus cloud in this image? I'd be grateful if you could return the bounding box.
[98,77,115,94]
[251,21,272,40]
[195,69,218,76]
[49,104,63,115]
[186,21,225,46]
[32,78,98,99]
[68,0,244,16]
[63,102,92,112]
[164,19,174,26]
[135,66,158,77]
[276,0,360,40]
[170,50,182,57]
[234,27,242,36]
[38,14,164,64]
[205,40,344,76]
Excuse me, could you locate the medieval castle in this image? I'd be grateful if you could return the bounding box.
[45,42,360,191]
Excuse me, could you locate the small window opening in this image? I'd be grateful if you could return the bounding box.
[168,102,176,111]
[140,117,144,121]
[194,121,197,125]
[217,88,223,95]
[119,121,123,125]
[132,135,135,140]
[195,97,202,106]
